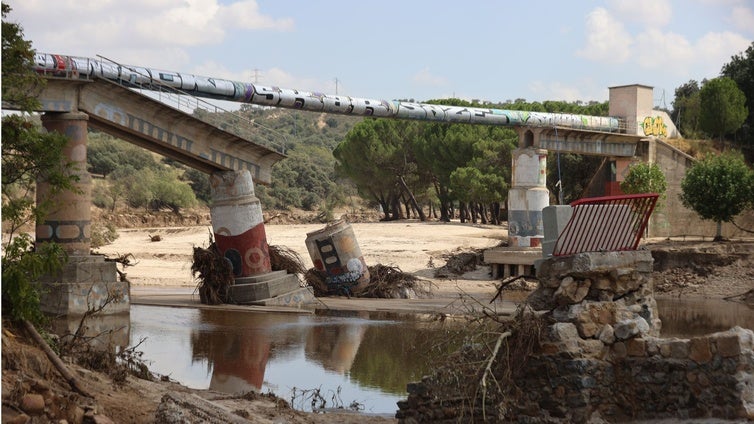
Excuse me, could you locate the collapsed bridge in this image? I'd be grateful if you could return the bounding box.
[22,53,683,315]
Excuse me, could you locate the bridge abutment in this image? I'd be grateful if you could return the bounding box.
[37,112,129,316]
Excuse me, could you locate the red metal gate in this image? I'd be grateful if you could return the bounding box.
[552,193,659,256]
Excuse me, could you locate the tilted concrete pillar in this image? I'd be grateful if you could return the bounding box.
[209,170,272,277]
[37,112,128,317]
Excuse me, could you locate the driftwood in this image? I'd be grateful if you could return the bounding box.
[22,320,94,399]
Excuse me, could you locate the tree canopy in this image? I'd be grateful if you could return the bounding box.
[680,152,754,240]
[721,41,754,146]
[2,3,72,323]
[699,77,748,141]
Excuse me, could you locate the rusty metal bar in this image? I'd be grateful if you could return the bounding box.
[553,193,659,256]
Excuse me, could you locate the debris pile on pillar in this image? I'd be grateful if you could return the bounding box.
[208,170,314,307]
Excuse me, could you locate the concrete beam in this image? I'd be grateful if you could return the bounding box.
[538,128,641,157]
[36,78,285,184]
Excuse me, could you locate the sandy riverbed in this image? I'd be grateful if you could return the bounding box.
[95,220,510,295]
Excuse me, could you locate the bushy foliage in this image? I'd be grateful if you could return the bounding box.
[699,77,748,141]
[620,162,668,199]
[721,41,754,146]
[2,3,73,324]
[680,151,754,239]
[109,167,197,213]
[88,132,158,176]
[2,235,66,322]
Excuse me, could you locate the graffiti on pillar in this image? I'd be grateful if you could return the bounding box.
[641,116,668,137]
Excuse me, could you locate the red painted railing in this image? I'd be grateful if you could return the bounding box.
[552,193,659,256]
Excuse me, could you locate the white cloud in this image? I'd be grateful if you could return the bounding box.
[731,6,754,34]
[695,31,752,73]
[529,80,606,103]
[609,0,672,27]
[634,29,694,70]
[411,68,448,87]
[217,0,294,31]
[4,0,292,70]
[577,8,633,63]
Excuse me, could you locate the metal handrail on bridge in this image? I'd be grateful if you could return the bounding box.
[36,55,288,155]
[552,193,659,256]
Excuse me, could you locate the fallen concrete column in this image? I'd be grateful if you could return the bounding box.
[209,170,271,277]
[305,220,370,295]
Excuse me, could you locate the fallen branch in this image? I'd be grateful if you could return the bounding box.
[480,331,511,421]
[22,320,95,399]
[723,288,754,301]
[490,275,533,304]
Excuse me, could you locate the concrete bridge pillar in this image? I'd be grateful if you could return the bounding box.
[37,112,128,316]
[508,128,549,248]
[209,170,271,277]
[508,147,549,247]
[37,112,92,254]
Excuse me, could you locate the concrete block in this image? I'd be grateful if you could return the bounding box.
[249,287,315,308]
[38,256,129,316]
[542,205,573,257]
[227,272,300,303]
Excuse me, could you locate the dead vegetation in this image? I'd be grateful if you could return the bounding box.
[414,306,546,422]
[192,239,433,301]
[191,236,233,305]
[433,248,485,278]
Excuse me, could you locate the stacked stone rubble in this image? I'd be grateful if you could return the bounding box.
[397,250,754,423]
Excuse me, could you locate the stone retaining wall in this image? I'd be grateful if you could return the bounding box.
[397,251,754,423]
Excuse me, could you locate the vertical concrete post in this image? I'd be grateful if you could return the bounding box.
[508,148,549,247]
[37,112,92,254]
[37,112,128,317]
[210,170,271,277]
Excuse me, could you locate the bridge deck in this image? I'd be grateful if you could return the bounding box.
[35,77,285,184]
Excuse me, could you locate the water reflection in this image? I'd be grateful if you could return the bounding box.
[657,297,754,337]
[52,312,130,351]
[129,306,455,414]
[128,298,754,414]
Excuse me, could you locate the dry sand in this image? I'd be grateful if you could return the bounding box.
[95,220,510,295]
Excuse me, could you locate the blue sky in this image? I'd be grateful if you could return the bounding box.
[5,0,753,108]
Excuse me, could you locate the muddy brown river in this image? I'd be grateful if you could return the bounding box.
[116,297,754,415]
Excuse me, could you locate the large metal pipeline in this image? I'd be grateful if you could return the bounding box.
[33,53,622,132]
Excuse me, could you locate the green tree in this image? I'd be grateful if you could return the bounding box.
[671,80,703,138]
[88,132,158,176]
[699,77,748,141]
[547,153,603,204]
[680,152,753,240]
[620,162,668,198]
[334,119,413,220]
[2,3,72,323]
[721,42,754,145]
